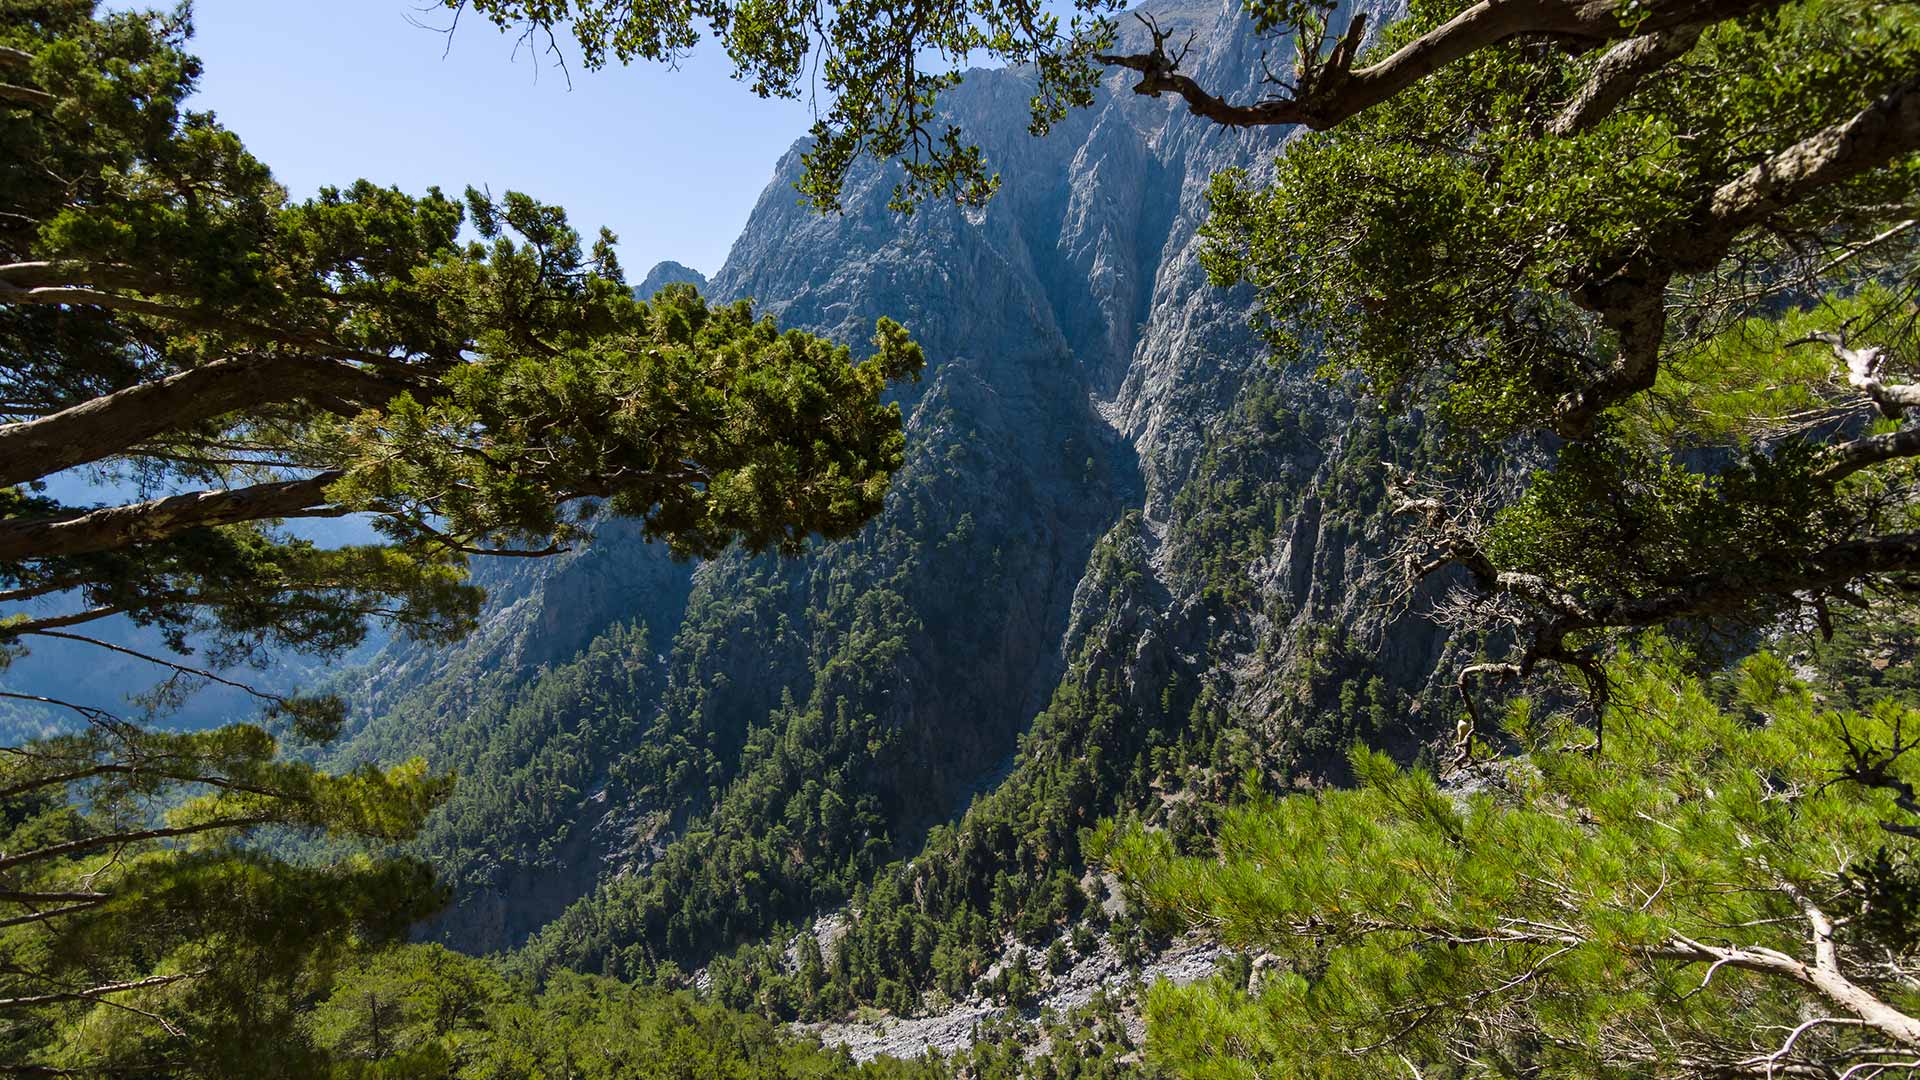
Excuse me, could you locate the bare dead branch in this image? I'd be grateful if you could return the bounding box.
[0,971,202,1012]
[18,630,293,708]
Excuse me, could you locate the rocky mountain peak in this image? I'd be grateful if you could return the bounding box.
[635,259,708,297]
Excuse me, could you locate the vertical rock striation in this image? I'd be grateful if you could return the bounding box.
[336,0,1474,965]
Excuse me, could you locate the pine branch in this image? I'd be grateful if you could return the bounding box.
[0,472,348,562]
[0,971,203,1011]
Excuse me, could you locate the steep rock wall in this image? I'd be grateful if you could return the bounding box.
[335,0,1469,964]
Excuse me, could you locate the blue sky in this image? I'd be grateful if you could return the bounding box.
[170,0,820,277]
[50,1,836,516]
[5,4,851,723]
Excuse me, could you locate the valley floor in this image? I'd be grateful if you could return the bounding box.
[805,934,1226,1062]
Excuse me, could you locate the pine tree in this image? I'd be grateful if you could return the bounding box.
[0,718,450,1073]
[1189,0,1920,733]
[0,1,924,720]
[1100,641,1920,1079]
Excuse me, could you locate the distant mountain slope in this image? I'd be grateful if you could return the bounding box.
[325,0,1467,989]
[305,515,696,946]
[0,474,386,739]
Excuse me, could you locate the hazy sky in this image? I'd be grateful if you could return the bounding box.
[172,0,819,277]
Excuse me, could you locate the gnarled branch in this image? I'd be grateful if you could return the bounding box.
[1097,0,1784,132]
[1549,23,1704,136]
[1557,76,1920,436]
[0,353,421,488]
[0,472,348,563]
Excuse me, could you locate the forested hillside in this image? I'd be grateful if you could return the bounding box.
[315,0,1480,1005]
[10,0,1916,1073]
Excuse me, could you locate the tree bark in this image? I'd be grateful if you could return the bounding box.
[1098,0,1786,131]
[1703,76,1920,251]
[1550,24,1704,135]
[0,472,347,562]
[1817,426,1920,483]
[0,354,416,487]
[1657,891,1920,1048]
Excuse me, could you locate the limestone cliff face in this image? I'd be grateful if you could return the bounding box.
[340,0,1468,956]
[700,0,1455,799]
[314,516,694,949]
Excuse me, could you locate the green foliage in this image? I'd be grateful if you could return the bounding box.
[1104,641,1920,1078]
[320,281,925,561]
[1204,0,1920,431]
[1200,0,1920,671]
[309,945,948,1080]
[308,944,510,1068]
[0,719,451,1074]
[1484,426,1885,609]
[1802,597,1920,708]
[0,1,923,719]
[1638,284,1920,447]
[451,0,1124,212]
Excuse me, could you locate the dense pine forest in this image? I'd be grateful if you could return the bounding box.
[5,0,1920,1076]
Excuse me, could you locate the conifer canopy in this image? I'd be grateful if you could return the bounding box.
[0,0,925,712]
[1100,644,1920,1079]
